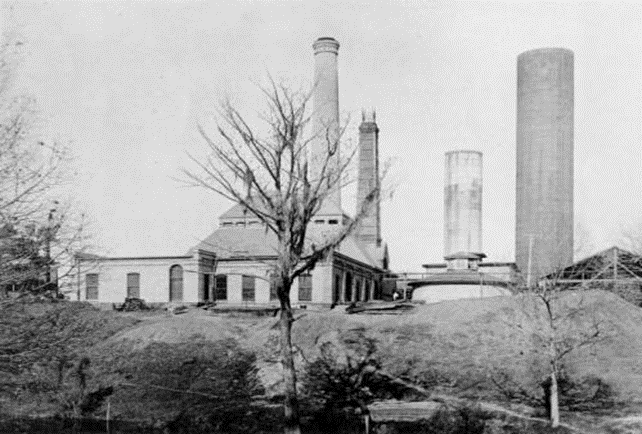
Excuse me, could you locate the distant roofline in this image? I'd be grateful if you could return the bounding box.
[422,261,516,269]
[445,149,482,156]
[78,255,194,262]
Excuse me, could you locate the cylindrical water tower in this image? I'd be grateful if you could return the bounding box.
[516,48,574,281]
[444,150,483,257]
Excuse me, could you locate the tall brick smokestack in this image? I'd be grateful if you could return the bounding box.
[516,48,574,282]
[356,109,381,248]
[312,37,341,210]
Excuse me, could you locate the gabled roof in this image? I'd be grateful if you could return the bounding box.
[219,203,254,220]
[194,226,278,258]
[555,246,642,280]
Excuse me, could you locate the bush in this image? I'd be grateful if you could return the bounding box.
[544,371,618,411]
[98,338,265,432]
[0,299,138,414]
[491,366,618,413]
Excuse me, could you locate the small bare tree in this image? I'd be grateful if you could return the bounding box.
[512,269,610,428]
[184,80,385,434]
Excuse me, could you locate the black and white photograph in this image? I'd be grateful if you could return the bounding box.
[0,1,641,433]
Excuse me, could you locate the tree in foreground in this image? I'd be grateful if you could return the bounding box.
[511,269,610,428]
[0,33,87,298]
[184,80,385,434]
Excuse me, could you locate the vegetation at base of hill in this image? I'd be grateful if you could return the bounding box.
[1,290,639,432]
[299,317,620,430]
[490,366,619,413]
[92,338,271,433]
[0,297,139,410]
[0,299,273,433]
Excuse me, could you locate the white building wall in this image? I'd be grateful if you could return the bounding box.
[311,263,332,304]
[77,253,380,307]
[215,259,338,305]
[77,257,197,304]
[216,261,274,305]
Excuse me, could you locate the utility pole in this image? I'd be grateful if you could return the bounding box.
[526,234,536,288]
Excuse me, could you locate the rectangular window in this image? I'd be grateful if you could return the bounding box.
[86,273,99,300]
[215,275,227,300]
[126,273,140,298]
[270,274,279,301]
[242,275,255,302]
[298,274,312,301]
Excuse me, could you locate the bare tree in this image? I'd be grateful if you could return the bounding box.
[511,270,610,428]
[184,80,386,434]
[0,33,87,298]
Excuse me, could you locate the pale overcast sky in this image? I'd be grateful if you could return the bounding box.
[1,1,640,271]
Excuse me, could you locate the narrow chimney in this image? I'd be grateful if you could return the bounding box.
[356,109,381,247]
[312,37,341,210]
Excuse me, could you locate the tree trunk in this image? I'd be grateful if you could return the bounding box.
[280,302,301,434]
[549,371,560,428]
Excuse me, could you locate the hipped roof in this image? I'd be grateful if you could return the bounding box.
[192,225,382,270]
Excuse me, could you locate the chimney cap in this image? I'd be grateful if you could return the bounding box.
[518,47,574,59]
[313,37,340,55]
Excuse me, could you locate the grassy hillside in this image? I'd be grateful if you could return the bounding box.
[2,290,641,432]
[98,290,642,403]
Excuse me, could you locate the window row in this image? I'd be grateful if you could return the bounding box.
[85,272,142,300]
[86,265,184,301]
[215,273,312,302]
[85,268,313,302]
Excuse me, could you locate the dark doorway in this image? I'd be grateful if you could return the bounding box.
[202,273,210,301]
[344,272,353,302]
[333,274,341,303]
[355,277,361,302]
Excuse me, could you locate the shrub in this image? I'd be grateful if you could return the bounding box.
[0,299,137,414]
[98,338,265,432]
[491,366,618,413]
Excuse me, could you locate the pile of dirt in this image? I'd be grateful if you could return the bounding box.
[289,290,642,402]
[91,290,642,403]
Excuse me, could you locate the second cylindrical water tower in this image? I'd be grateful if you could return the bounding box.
[516,48,574,282]
[444,150,483,257]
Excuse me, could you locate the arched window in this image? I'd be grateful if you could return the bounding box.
[169,265,183,302]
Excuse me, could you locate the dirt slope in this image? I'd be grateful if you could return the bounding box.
[106,290,642,402]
